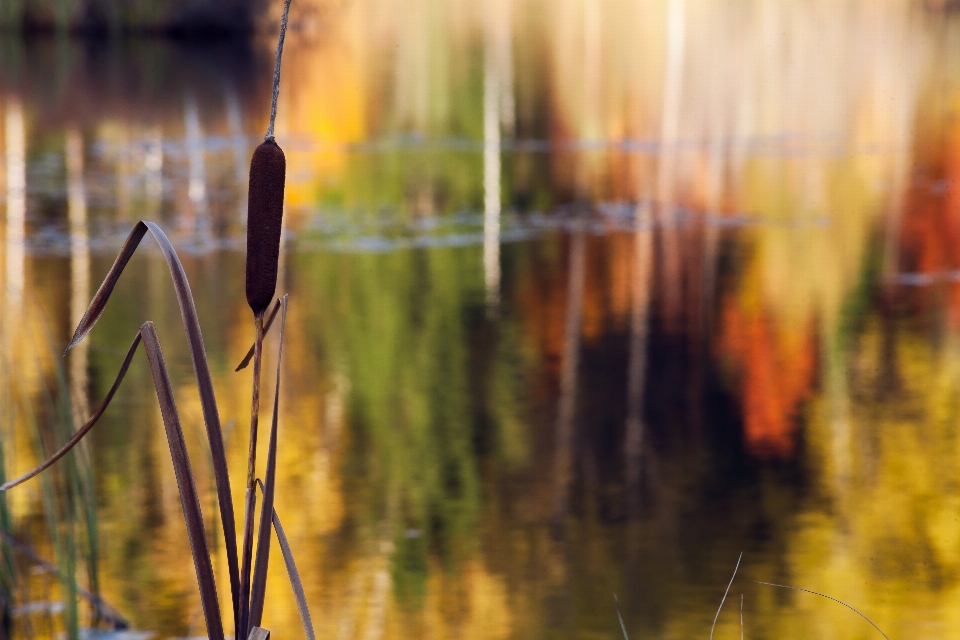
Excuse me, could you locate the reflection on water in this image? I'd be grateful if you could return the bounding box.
[3,0,960,638]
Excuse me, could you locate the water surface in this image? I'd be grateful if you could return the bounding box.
[1,2,958,638]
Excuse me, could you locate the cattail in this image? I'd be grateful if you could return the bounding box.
[245,139,286,317]
[240,1,293,636]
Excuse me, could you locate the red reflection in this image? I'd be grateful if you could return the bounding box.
[718,302,816,458]
[900,123,960,330]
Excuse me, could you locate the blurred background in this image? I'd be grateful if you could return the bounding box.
[2,0,960,638]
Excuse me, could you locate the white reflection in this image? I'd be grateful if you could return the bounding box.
[4,100,25,316]
[657,0,686,326]
[225,83,248,225]
[184,94,211,246]
[115,126,131,221]
[484,0,513,312]
[67,127,90,421]
[144,125,164,213]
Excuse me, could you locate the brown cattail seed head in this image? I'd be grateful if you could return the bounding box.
[245,139,286,316]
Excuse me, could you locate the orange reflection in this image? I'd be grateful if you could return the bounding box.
[718,296,817,458]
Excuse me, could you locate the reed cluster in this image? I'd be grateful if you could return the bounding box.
[0,1,313,639]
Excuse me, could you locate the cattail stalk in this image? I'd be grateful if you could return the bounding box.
[241,0,292,637]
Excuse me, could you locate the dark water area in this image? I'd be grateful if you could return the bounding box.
[2,2,960,638]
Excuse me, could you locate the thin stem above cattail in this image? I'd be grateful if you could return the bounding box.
[266,0,293,142]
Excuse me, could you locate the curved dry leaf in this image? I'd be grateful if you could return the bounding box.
[64,220,241,630]
[0,331,142,491]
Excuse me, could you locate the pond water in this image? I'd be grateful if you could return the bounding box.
[1,1,959,638]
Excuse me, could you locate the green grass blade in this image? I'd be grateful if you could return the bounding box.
[255,480,315,640]
[46,329,102,630]
[0,530,128,629]
[140,321,224,640]
[64,220,241,632]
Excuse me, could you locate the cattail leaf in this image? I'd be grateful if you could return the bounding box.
[249,295,288,630]
[65,223,148,353]
[255,479,316,640]
[235,298,282,371]
[0,331,142,491]
[62,220,241,632]
[139,321,224,640]
[245,140,286,317]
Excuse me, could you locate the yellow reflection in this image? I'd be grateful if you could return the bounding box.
[2,1,958,638]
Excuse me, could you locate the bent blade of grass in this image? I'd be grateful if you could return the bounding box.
[7,322,227,637]
[256,479,315,640]
[613,593,629,640]
[64,220,240,632]
[235,299,282,372]
[140,321,224,640]
[0,331,142,491]
[755,581,889,640]
[249,295,288,630]
[710,552,742,640]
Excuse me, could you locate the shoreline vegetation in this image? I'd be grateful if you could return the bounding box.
[0,0,315,37]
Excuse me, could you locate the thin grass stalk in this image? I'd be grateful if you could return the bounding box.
[48,343,100,628]
[710,552,742,640]
[60,481,80,640]
[755,581,889,640]
[254,479,315,640]
[49,356,85,639]
[0,332,142,491]
[613,594,628,640]
[739,593,744,640]
[0,530,127,628]
[249,296,288,630]
[266,0,293,142]
[0,419,14,640]
[28,374,78,640]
